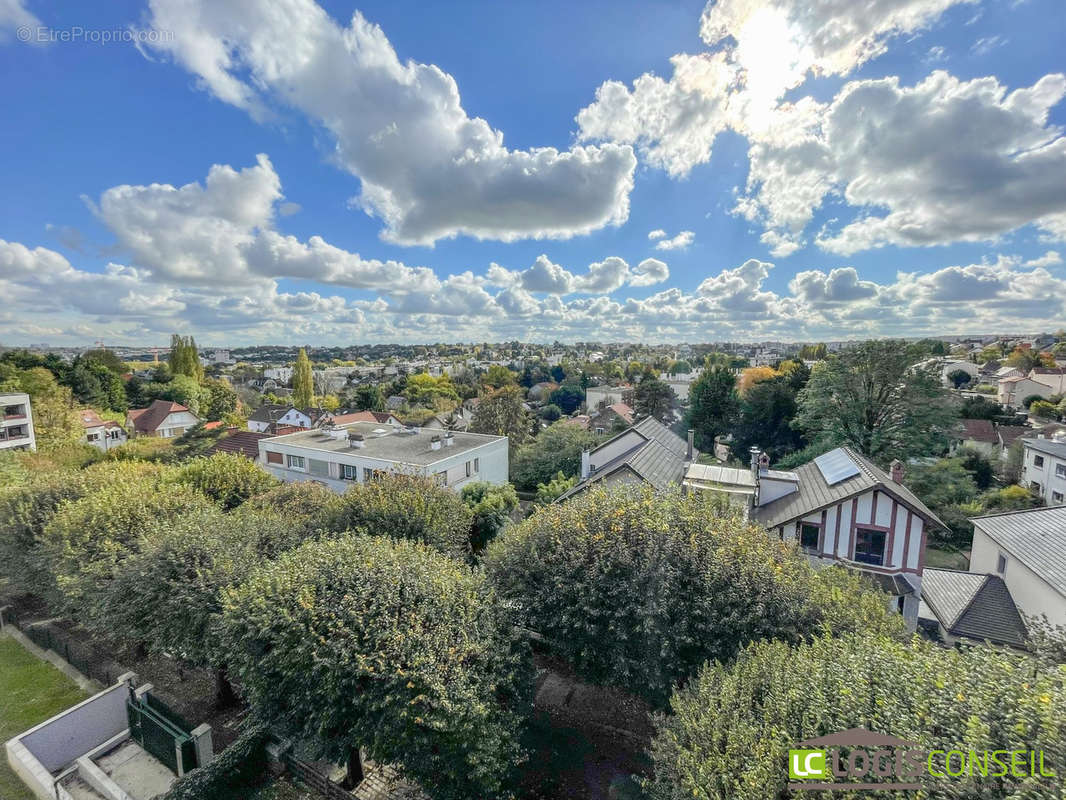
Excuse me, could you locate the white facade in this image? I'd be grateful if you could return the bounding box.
[0,392,36,452]
[998,376,1055,408]
[970,527,1066,627]
[259,423,509,494]
[83,423,126,452]
[585,385,629,411]
[1022,439,1066,506]
[263,366,294,383]
[247,407,312,433]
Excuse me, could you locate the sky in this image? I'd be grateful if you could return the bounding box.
[1,0,1065,346]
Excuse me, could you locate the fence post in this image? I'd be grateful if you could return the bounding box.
[191,724,214,768]
[175,739,185,777]
[0,604,9,632]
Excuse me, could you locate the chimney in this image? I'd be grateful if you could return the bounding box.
[749,447,761,480]
[444,432,455,447]
[758,452,770,476]
[686,429,694,461]
[430,435,442,451]
[581,449,591,480]
[890,459,905,484]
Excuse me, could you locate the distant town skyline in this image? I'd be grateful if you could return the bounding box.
[3,0,1066,345]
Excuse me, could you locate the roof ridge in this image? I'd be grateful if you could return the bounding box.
[973,505,1065,521]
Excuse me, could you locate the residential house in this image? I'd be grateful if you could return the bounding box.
[263,366,294,383]
[259,422,508,494]
[586,402,634,435]
[1030,367,1066,395]
[527,381,559,403]
[316,410,402,427]
[421,407,474,431]
[1021,434,1066,506]
[0,392,35,452]
[970,507,1066,627]
[78,409,127,452]
[953,418,998,457]
[918,569,1027,648]
[557,417,696,500]
[126,400,199,438]
[385,395,407,412]
[997,376,1055,408]
[247,404,313,433]
[585,385,631,411]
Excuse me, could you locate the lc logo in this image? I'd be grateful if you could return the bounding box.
[790,749,828,780]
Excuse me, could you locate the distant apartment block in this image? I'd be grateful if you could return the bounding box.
[259,421,508,493]
[0,392,36,452]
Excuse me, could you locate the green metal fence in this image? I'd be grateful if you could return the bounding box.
[126,688,198,776]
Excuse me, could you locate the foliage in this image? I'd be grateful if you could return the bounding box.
[242,480,340,533]
[201,377,240,421]
[220,534,531,800]
[471,386,535,454]
[160,723,269,800]
[325,473,473,560]
[460,481,518,554]
[292,348,314,410]
[794,340,955,462]
[510,422,599,490]
[685,367,739,451]
[173,452,279,510]
[168,334,204,382]
[946,368,972,389]
[548,383,584,414]
[17,367,82,450]
[1029,400,1060,419]
[533,471,577,504]
[1021,394,1046,409]
[482,364,517,389]
[644,633,1066,800]
[957,447,995,489]
[732,373,807,461]
[538,403,562,422]
[351,383,384,411]
[959,395,1005,420]
[171,422,225,460]
[982,483,1040,511]
[737,366,778,395]
[633,377,675,423]
[106,436,177,463]
[405,372,460,407]
[1007,347,1054,372]
[904,458,979,548]
[144,373,205,414]
[483,485,899,707]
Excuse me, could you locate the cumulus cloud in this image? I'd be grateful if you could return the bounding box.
[648,229,667,240]
[653,230,695,251]
[486,253,669,294]
[140,0,635,245]
[0,0,39,41]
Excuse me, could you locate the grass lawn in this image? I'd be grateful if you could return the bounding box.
[0,636,89,800]
[924,547,970,570]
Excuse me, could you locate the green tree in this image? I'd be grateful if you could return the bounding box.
[533,471,576,504]
[17,367,82,450]
[325,473,473,560]
[633,376,675,423]
[510,422,598,490]
[242,480,339,534]
[220,534,531,797]
[904,457,979,548]
[404,372,460,407]
[201,377,239,421]
[351,383,384,411]
[471,386,534,455]
[83,349,128,374]
[460,481,518,554]
[168,334,204,382]
[946,368,972,389]
[959,396,1004,420]
[645,633,1066,800]
[172,422,225,460]
[482,364,516,389]
[538,403,562,422]
[794,340,955,462]
[733,373,807,461]
[685,366,739,451]
[292,348,314,410]
[548,383,584,414]
[173,452,279,510]
[483,485,900,706]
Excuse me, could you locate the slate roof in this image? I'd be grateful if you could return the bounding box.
[920,568,1028,647]
[973,507,1066,597]
[207,430,272,459]
[996,425,1031,448]
[957,418,997,444]
[557,416,694,500]
[1023,437,1066,460]
[247,403,295,423]
[752,446,945,531]
[127,400,193,434]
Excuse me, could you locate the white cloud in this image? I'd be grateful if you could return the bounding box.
[1024,250,1063,267]
[648,229,667,240]
[486,253,669,294]
[0,0,39,41]
[971,35,1006,56]
[654,230,695,251]
[140,0,635,245]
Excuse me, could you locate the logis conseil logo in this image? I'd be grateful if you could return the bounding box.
[787,728,1056,791]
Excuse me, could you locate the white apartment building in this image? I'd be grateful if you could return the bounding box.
[0,393,36,452]
[1021,435,1066,506]
[259,421,508,494]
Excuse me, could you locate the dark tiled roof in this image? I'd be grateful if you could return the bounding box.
[996,425,1031,447]
[207,430,272,459]
[921,569,1027,647]
[752,446,945,531]
[973,507,1066,596]
[1023,437,1066,460]
[958,418,997,444]
[247,403,294,423]
[128,400,192,434]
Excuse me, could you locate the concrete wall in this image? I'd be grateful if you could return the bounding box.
[971,528,1066,626]
[16,683,130,773]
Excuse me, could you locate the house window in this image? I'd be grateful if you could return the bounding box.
[309,459,330,478]
[266,451,283,465]
[799,523,820,551]
[1054,491,1064,504]
[340,464,359,481]
[172,427,185,437]
[473,457,479,473]
[465,461,472,478]
[1031,481,1042,493]
[87,433,99,442]
[996,553,1007,574]
[286,454,305,470]
[1056,464,1066,479]
[1034,455,1045,467]
[853,528,886,566]
[364,467,386,482]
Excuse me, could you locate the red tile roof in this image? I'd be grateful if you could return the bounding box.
[958,418,997,444]
[325,410,400,425]
[207,430,271,460]
[127,400,193,434]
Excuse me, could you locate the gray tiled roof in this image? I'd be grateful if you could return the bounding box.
[752,446,945,531]
[973,507,1066,596]
[1023,438,1066,460]
[921,569,1027,647]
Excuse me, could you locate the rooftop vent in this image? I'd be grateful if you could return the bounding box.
[430,435,442,451]
[444,432,455,447]
[348,432,365,449]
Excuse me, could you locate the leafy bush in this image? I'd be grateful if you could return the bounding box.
[242,480,339,533]
[645,634,1066,800]
[510,422,598,489]
[324,473,473,560]
[533,471,576,504]
[483,485,900,706]
[160,723,269,800]
[221,534,531,800]
[173,452,278,510]
[460,481,518,554]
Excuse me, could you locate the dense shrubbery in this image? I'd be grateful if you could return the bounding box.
[460,480,518,554]
[510,422,599,489]
[172,452,279,510]
[484,485,902,706]
[645,634,1066,800]
[241,479,339,531]
[160,723,269,800]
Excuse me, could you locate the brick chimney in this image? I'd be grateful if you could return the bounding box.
[890,459,905,484]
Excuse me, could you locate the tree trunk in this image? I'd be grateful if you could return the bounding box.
[215,665,237,708]
[343,748,364,789]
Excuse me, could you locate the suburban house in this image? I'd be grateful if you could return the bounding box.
[206,429,272,460]
[918,568,1027,648]
[952,418,999,457]
[997,368,1066,408]
[585,385,631,411]
[970,507,1066,627]
[258,422,508,493]
[126,400,199,438]
[421,407,474,431]
[527,381,559,402]
[246,404,313,433]
[1021,434,1066,506]
[587,402,634,434]
[316,410,402,427]
[0,392,35,452]
[78,409,127,451]
[558,417,696,501]
[1030,367,1066,394]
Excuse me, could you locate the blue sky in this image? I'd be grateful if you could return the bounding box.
[2,0,1065,345]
